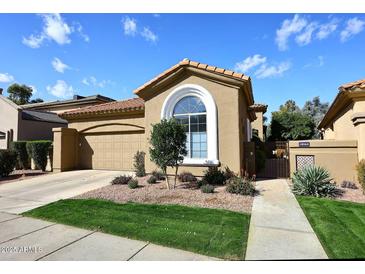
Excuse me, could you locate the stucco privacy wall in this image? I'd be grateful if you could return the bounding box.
[53,127,78,172]
[289,140,358,184]
[143,74,246,176]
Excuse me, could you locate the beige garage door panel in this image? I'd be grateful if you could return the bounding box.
[80,132,144,171]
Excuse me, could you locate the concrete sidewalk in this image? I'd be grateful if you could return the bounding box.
[0,212,218,261]
[245,179,327,260]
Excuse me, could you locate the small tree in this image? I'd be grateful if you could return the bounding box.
[149,119,187,189]
[7,83,33,105]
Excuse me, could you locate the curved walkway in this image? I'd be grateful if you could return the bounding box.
[245,179,327,260]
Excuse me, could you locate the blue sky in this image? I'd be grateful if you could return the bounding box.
[0,13,364,116]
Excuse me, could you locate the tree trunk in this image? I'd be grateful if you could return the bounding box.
[163,168,170,190]
[173,165,179,189]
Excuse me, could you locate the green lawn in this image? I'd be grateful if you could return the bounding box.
[24,199,250,260]
[297,196,365,259]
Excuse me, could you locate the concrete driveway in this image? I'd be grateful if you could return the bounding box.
[0,170,125,214]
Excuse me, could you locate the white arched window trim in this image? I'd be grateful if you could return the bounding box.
[161,84,219,166]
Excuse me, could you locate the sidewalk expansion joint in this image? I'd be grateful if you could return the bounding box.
[36,230,96,261]
[255,224,314,234]
[126,242,150,261]
[0,223,56,245]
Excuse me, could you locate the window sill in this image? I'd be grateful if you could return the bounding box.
[181,158,219,166]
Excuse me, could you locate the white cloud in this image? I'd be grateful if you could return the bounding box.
[275,14,307,51]
[51,57,70,73]
[46,80,74,98]
[141,27,158,42]
[122,17,137,36]
[340,17,365,42]
[42,13,72,45]
[23,13,89,48]
[316,19,338,40]
[303,56,325,69]
[295,22,318,46]
[82,76,112,88]
[74,22,90,42]
[22,34,46,49]
[122,16,158,43]
[234,55,291,79]
[0,73,14,83]
[255,62,291,79]
[234,54,267,73]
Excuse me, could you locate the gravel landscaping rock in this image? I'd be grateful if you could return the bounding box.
[75,176,253,213]
[336,185,365,203]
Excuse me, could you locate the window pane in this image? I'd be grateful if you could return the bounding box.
[199,123,206,132]
[200,133,207,142]
[192,142,200,151]
[190,115,198,124]
[198,115,206,123]
[190,124,198,132]
[200,142,207,151]
[200,150,207,158]
[173,96,206,115]
[191,132,200,142]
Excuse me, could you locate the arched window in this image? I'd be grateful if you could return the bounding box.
[161,84,218,165]
[173,96,207,158]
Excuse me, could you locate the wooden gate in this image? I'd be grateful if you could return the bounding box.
[257,141,290,178]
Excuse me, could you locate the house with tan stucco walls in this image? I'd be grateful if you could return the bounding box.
[53,59,265,176]
[289,78,365,184]
[0,92,114,149]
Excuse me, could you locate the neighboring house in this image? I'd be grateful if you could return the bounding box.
[21,94,115,114]
[53,59,260,175]
[318,78,365,161]
[0,91,115,149]
[0,93,67,149]
[250,103,268,141]
[289,78,365,183]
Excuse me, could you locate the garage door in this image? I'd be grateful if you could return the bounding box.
[79,132,144,171]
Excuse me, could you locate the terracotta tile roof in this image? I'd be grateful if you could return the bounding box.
[61,97,144,117]
[249,103,268,113]
[134,58,249,94]
[339,78,365,91]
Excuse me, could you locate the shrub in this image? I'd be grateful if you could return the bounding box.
[0,149,17,177]
[201,184,215,193]
[178,171,197,182]
[147,175,157,184]
[152,170,165,181]
[196,179,206,188]
[133,151,146,177]
[128,179,139,189]
[203,166,226,185]
[111,175,132,185]
[292,165,338,197]
[226,176,256,196]
[10,141,30,169]
[341,180,358,189]
[26,140,52,171]
[223,166,236,181]
[356,160,365,194]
